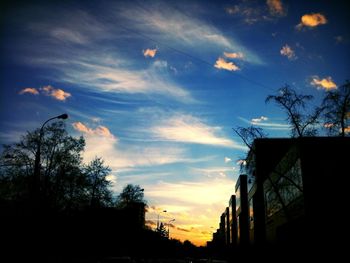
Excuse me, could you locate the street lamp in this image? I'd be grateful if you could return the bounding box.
[167,219,175,239]
[157,210,167,230]
[32,113,68,210]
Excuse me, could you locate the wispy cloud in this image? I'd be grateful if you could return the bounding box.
[223,52,244,59]
[25,50,194,103]
[335,35,344,44]
[296,13,327,30]
[280,44,297,60]
[29,9,110,44]
[19,88,39,95]
[191,166,235,179]
[143,48,157,58]
[267,0,286,17]
[239,116,290,130]
[50,27,88,44]
[79,131,191,170]
[151,114,245,149]
[17,7,195,104]
[214,57,240,71]
[226,0,286,25]
[119,2,263,65]
[310,76,337,90]
[251,116,268,124]
[226,4,262,25]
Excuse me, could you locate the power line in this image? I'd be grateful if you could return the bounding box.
[119,24,324,110]
[119,25,276,93]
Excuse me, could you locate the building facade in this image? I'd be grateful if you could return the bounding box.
[210,137,349,251]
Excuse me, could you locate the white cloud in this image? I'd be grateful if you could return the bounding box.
[251,116,268,123]
[310,76,337,90]
[214,57,240,71]
[151,114,245,149]
[280,44,297,60]
[143,48,157,58]
[224,157,232,163]
[296,13,327,30]
[239,116,290,130]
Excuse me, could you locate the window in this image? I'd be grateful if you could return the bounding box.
[264,159,303,218]
[236,188,241,211]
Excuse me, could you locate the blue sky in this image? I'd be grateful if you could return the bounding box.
[1,0,349,245]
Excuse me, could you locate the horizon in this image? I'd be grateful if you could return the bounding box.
[1,0,349,246]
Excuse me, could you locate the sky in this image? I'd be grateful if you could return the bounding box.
[1,0,349,246]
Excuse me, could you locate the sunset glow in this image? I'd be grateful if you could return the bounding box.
[1,0,348,247]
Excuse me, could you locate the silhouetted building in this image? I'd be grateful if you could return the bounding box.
[247,137,350,247]
[225,207,230,245]
[247,138,295,245]
[235,174,249,245]
[228,195,237,246]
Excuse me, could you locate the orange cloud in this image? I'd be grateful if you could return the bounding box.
[72,122,114,138]
[267,0,286,16]
[310,76,337,90]
[214,57,240,71]
[280,44,296,60]
[143,48,157,58]
[223,52,244,59]
[345,126,350,134]
[19,88,39,95]
[42,85,71,101]
[296,13,327,29]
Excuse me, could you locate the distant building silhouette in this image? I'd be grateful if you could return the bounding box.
[235,174,249,246]
[228,195,237,247]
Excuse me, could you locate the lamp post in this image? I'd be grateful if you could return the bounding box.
[167,219,175,239]
[32,113,68,210]
[157,210,167,230]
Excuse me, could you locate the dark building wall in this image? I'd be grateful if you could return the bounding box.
[229,195,237,246]
[296,137,349,243]
[252,137,350,246]
[225,207,230,245]
[249,138,299,245]
[235,174,249,245]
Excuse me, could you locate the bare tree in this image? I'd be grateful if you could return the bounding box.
[266,85,323,137]
[233,126,267,173]
[322,80,350,137]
